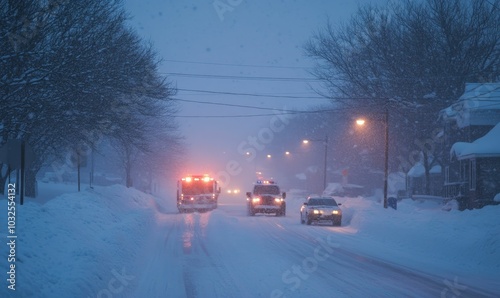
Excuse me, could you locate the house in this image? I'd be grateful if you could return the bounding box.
[440,83,500,209]
[441,83,500,143]
[448,123,500,208]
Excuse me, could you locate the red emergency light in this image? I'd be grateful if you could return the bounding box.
[182,175,214,183]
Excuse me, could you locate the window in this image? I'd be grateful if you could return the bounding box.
[461,161,467,181]
[469,159,476,191]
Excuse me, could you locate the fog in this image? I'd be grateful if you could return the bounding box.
[121,0,382,194]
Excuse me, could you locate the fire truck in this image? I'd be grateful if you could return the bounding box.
[176,175,221,213]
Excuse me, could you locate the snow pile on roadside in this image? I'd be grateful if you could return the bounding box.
[337,196,500,289]
[0,184,158,298]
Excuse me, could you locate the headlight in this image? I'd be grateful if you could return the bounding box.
[274,198,283,203]
[313,209,321,214]
[252,198,261,203]
[332,210,340,215]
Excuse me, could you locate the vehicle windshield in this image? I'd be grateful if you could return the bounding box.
[253,185,280,195]
[308,198,338,206]
[182,181,215,195]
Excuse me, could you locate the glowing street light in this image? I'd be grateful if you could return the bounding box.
[285,151,290,156]
[267,154,272,158]
[302,136,329,193]
[356,108,389,208]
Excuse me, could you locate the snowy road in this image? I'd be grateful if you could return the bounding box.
[131,203,496,298]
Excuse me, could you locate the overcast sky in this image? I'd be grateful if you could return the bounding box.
[123,0,385,185]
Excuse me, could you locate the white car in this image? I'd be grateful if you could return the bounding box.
[300,197,342,226]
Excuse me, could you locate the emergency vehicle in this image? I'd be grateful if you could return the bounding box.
[246,180,286,216]
[177,175,221,213]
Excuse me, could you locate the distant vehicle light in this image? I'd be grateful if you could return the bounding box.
[332,210,340,215]
[203,177,210,182]
[256,180,275,185]
[252,198,261,203]
[313,209,321,214]
[227,190,232,194]
[184,177,192,182]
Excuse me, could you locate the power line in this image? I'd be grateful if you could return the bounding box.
[163,72,320,82]
[176,113,291,118]
[164,71,497,83]
[172,97,295,111]
[172,97,338,118]
[174,109,334,118]
[172,98,384,118]
[177,88,326,99]
[173,96,500,118]
[172,97,379,111]
[163,59,311,70]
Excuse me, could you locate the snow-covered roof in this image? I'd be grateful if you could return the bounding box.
[440,83,500,128]
[450,123,500,160]
[407,163,441,177]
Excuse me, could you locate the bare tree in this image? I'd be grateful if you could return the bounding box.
[305,0,500,194]
[0,0,178,195]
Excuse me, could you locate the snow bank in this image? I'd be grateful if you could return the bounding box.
[0,184,158,298]
[334,196,500,289]
[287,194,500,291]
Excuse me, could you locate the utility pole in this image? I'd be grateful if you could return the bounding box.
[383,107,389,208]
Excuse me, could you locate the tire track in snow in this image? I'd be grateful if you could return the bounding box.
[181,210,248,298]
[132,212,188,298]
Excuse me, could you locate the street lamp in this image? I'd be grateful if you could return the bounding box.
[356,108,389,208]
[302,135,329,193]
[356,119,366,126]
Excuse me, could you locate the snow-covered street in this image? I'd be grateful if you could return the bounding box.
[133,200,498,298]
[2,183,498,297]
